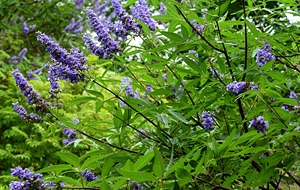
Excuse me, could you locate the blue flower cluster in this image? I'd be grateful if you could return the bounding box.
[159,3,167,14]
[65,18,83,34]
[201,9,208,19]
[210,68,224,78]
[119,77,141,107]
[131,0,157,31]
[131,181,144,189]
[96,0,111,15]
[81,170,99,182]
[138,128,150,138]
[10,166,57,190]
[12,69,50,122]
[282,91,299,113]
[63,128,77,145]
[142,84,153,98]
[200,112,215,130]
[112,0,140,34]
[163,74,186,93]
[27,68,42,80]
[12,102,43,123]
[289,91,298,100]
[256,44,275,69]
[74,0,86,10]
[12,69,41,105]
[9,48,27,64]
[22,21,35,34]
[62,118,79,145]
[249,116,269,134]
[188,50,200,65]
[37,32,88,98]
[85,9,120,59]
[83,34,104,57]
[226,81,259,95]
[191,19,205,34]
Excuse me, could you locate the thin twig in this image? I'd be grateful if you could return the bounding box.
[215,20,235,81]
[174,5,225,53]
[241,0,248,81]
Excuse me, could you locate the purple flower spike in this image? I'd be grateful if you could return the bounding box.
[249,116,269,134]
[18,48,27,62]
[86,9,120,59]
[191,20,205,34]
[112,0,140,34]
[201,9,208,19]
[63,118,79,144]
[12,69,49,120]
[22,21,35,34]
[82,170,99,182]
[28,68,42,80]
[256,43,275,69]
[130,0,157,31]
[10,166,55,189]
[97,0,111,15]
[37,32,88,98]
[159,3,167,14]
[66,18,83,34]
[226,81,259,95]
[201,111,215,130]
[289,91,298,100]
[63,128,76,145]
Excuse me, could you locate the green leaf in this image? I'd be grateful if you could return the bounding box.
[122,160,134,171]
[156,114,169,128]
[181,56,202,73]
[86,90,104,99]
[133,150,154,171]
[219,127,236,155]
[168,109,189,124]
[279,98,298,106]
[260,60,274,72]
[176,168,192,180]
[245,19,259,37]
[181,25,189,40]
[151,0,158,9]
[81,153,115,170]
[153,148,165,178]
[36,165,74,174]
[160,31,185,42]
[102,179,111,190]
[152,15,179,22]
[123,0,138,7]
[102,158,114,177]
[150,88,174,96]
[113,179,127,190]
[96,101,104,113]
[149,42,182,52]
[56,152,80,168]
[117,170,157,182]
[134,18,151,35]
[67,96,98,106]
[58,176,82,186]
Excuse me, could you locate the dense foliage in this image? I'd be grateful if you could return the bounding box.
[3,0,300,189]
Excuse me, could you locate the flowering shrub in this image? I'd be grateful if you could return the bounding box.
[6,0,300,189]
